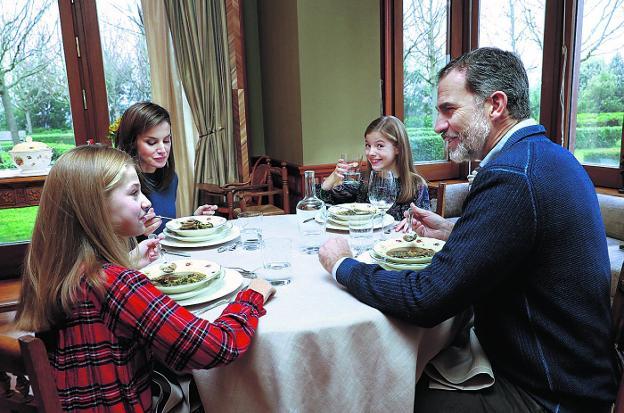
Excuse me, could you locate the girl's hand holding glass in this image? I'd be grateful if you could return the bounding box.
[321,158,351,190]
[194,204,218,216]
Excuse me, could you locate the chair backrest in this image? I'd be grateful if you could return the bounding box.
[427,182,447,217]
[239,161,290,214]
[0,334,62,413]
[612,262,624,413]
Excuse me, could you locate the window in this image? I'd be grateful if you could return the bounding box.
[402,0,448,163]
[95,0,151,124]
[479,0,545,120]
[384,0,624,189]
[570,0,624,169]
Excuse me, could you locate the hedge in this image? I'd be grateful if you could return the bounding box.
[574,147,620,166]
[407,128,445,161]
[574,126,622,149]
[576,112,623,127]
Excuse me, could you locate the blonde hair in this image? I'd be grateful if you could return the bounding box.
[15,145,136,332]
[364,116,426,203]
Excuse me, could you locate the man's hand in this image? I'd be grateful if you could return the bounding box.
[319,238,353,274]
[410,204,454,241]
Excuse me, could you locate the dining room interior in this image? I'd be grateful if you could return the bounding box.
[0,0,623,411]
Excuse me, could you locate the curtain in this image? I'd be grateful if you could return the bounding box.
[164,0,238,204]
[141,0,198,215]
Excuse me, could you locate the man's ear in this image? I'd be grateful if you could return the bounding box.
[488,91,508,121]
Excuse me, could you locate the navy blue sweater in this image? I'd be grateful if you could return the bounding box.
[337,125,617,412]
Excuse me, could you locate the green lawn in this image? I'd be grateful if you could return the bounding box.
[0,206,38,243]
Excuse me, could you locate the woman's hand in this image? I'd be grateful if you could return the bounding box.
[194,204,218,216]
[406,203,454,241]
[142,208,162,236]
[247,278,276,304]
[132,234,163,268]
[320,158,352,191]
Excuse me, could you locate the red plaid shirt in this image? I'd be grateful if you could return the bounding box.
[42,263,266,412]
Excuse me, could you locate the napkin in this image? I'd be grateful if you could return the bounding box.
[424,312,495,391]
[152,363,202,413]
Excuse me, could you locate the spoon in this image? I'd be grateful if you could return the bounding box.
[403,209,418,242]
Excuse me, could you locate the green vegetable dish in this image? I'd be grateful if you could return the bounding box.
[152,271,207,287]
[180,218,214,230]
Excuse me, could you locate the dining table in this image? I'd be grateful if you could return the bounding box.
[164,214,458,413]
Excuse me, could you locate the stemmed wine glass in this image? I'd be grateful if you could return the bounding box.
[368,170,398,239]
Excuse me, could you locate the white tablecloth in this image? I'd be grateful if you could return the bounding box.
[170,215,456,412]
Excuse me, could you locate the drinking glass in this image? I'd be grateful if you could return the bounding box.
[368,170,398,239]
[348,216,374,256]
[236,211,263,250]
[340,153,363,184]
[258,238,293,282]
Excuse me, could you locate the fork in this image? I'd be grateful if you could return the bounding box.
[191,284,246,316]
[224,266,259,279]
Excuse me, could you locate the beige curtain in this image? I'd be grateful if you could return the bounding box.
[164,0,238,202]
[141,0,198,215]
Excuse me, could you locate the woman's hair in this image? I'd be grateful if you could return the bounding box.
[15,145,136,332]
[364,115,426,203]
[115,101,175,194]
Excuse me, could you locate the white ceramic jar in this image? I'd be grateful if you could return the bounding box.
[9,136,53,172]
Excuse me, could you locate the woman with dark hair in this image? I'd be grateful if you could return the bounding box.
[116,101,216,234]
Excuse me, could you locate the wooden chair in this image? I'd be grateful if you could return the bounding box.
[196,157,288,219]
[0,334,62,412]
[236,161,290,216]
[427,182,447,217]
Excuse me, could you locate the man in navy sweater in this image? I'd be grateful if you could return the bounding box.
[319,48,617,412]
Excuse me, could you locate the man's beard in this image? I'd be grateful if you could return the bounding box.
[448,108,491,163]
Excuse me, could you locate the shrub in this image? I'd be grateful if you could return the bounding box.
[408,128,445,161]
[574,147,621,166]
[576,112,623,127]
[574,126,622,149]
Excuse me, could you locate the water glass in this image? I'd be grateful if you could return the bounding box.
[340,153,363,183]
[348,216,374,256]
[368,170,397,240]
[236,211,263,250]
[260,238,292,281]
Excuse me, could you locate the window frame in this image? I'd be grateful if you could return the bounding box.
[384,0,624,189]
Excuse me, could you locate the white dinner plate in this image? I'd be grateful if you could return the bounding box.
[175,269,243,307]
[373,237,445,263]
[165,215,228,236]
[320,213,394,231]
[357,251,429,271]
[160,225,240,248]
[163,222,233,242]
[141,259,223,294]
[328,203,378,222]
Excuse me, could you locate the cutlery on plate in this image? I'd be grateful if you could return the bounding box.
[191,284,246,316]
[161,248,191,257]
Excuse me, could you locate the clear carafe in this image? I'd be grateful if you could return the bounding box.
[296,170,327,254]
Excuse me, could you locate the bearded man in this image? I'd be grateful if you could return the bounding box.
[318,47,617,412]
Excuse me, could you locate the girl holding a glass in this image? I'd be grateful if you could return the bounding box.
[317,115,431,228]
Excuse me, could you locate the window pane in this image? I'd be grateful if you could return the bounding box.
[572,0,624,167]
[96,0,151,127]
[1,1,73,244]
[479,0,545,119]
[403,0,448,162]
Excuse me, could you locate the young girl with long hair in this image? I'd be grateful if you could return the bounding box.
[116,101,217,235]
[318,115,430,222]
[15,145,274,412]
